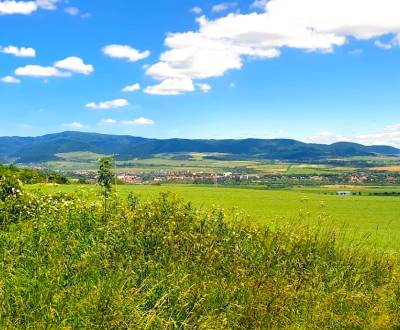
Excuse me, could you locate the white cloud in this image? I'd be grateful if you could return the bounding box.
[15,65,71,77]
[144,77,195,96]
[62,122,83,129]
[122,117,154,126]
[191,6,202,14]
[374,40,393,50]
[0,45,36,57]
[146,0,400,95]
[122,83,141,93]
[103,44,150,62]
[99,118,117,126]
[305,124,400,148]
[305,131,349,144]
[374,36,400,50]
[212,2,237,13]
[54,57,94,75]
[64,6,79,16]
[196,83,211,93]
[0,0,58,15]
[36,0,57,10]
[250,0,268,9]
[14,57,93,79]
[86,99,129,110]
[0,1,37,15]
[1,75,20,84]
[212,3,228,12]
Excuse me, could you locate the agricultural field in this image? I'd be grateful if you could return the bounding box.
[3,186,400,328]
[31,183,400,252]
[41,151,397,176]
[4,161,400,328]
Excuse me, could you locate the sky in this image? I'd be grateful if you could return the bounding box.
[1,0,400,146]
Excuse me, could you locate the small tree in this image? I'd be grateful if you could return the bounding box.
[98,157,115,216]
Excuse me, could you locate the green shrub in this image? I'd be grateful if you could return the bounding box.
[0,176,22,201]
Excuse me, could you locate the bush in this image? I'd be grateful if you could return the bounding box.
[0,176,22,201]
[0,191,400,328]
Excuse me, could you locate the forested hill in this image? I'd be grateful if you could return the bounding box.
[0,131,399,163]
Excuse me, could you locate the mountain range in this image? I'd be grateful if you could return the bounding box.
[0,131,399,163]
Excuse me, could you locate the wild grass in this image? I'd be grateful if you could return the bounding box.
[1,186,400,328]
[32,183,400,251]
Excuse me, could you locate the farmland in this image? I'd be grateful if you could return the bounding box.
[2,178,400,328]
[42,151,361,174]
[31,183,400,252]
[3,159,400,327]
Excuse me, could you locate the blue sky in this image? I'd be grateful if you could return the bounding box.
[1,0,400,146]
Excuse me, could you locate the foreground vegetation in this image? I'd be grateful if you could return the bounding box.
[35,183,400,251]
[2,180,400,328]
[0,164,67,184]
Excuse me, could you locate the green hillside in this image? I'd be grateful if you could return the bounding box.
[1,131,399,164]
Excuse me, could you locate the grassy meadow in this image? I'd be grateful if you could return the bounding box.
[30,183,400,252]
[2,183,400,328]
[4,158,400,328]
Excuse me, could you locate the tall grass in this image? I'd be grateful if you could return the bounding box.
[1,189,400,328]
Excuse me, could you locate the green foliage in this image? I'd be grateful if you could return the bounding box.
[0,164,68,184]
[97,157,115,197]
[35,183,400,251]
[127,192,140,210]
[0,176,22,201]
[1,189,400,328]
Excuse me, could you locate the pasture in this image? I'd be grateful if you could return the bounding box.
[31,183,400,252]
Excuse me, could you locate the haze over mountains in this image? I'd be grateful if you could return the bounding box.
[0,131,399,164]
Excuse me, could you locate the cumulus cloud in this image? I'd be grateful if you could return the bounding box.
[305,124,400,148]
[122,117,155,126]
[146,0,400,95]
[54,57,94,75]
[0,45,36,57]
[99,118,117,126]
[86,99,129,110]
[62,122,83,129]
[15,65,71,77]
[14,57,93,79]
[1,75,20,84]
[0,1,38,15]
[103,44,150,62]
[122,83,141,93]
[144,77,195,96]
[0,0,58,15]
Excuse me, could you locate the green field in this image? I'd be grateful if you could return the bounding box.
[31,184,400,252]
[4,182,400,328]
[44,151,370,175]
